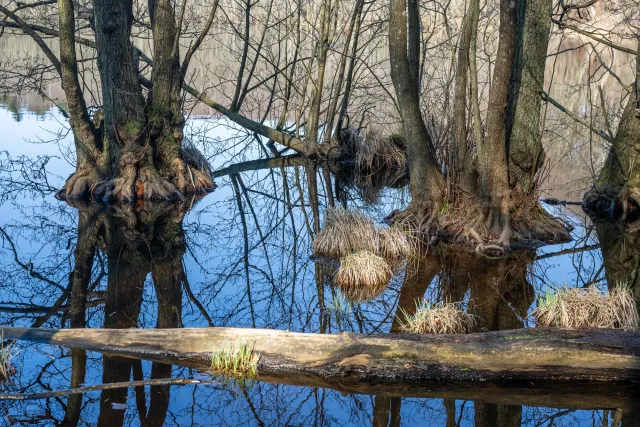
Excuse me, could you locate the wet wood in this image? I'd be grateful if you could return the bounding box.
[3,327,640,383]
[3,326,640,409]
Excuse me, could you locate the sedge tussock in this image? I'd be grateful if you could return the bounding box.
[313,207,379,259]
[399,301,476,334]
[532,286,639,331]
[0,333,17,380]
[313,207,416,265]
[335,250,392,302]
[355,133,406,177]
[210,343,260,378]
[378,225,416,263]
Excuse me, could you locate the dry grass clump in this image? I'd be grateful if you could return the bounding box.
[399,301,476,334]
[355,133,406,176]
[313,207,415,265]
[313,207,379,259]
[210,343,260,378]
[335,250,392,302]
[532,286,639,331]
[378,225,414,263]
[0,334,17,380]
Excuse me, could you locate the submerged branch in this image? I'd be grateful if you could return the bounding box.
[0,378,202,400]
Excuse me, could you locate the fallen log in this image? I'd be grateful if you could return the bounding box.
[3,326,640,382]
[3,326,640,409]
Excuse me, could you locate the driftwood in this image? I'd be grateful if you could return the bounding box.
[3,326,640,380]
[2,326,640,409]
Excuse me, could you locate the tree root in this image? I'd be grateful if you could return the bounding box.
[137,167,185,202]
[387,199,572,255]
[92,175,137,203]
[169,158,216,194]
[55,168,101,200]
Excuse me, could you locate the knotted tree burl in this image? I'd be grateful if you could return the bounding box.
[55,0,214,202]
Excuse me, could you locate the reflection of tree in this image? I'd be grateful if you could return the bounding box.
[377,247,536,427]
[57,202,188,426]
[595,220,640,308]
[0,159,627,425]
[440,250,535,427]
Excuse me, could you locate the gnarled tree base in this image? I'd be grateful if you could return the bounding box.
[386,198,572,254]
[56,151,215,204]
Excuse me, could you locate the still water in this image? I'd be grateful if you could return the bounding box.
[0,106,635,426]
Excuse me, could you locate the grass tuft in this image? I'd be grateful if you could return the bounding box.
[399,300,476,334]
[313,207,415,264]
[354,132,406,179]
[335,250,392,302]
[210,343,259,378]
[0,332,17,381]
[313,207,379,259]
[326,292,353,323]
[532,286,639,330]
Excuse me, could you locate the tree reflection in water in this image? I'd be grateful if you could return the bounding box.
[0,158,637,426]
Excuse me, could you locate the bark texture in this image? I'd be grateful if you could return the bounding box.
[507,0,552,194]
[477,0,518,245]
[388,0,446,205]
[3,326,640,383]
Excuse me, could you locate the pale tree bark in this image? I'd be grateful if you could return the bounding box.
[476,0,517,245]
[334,0,364,137]
[306,0,333,148]
[326,0,363,139]
[506,0,553,194]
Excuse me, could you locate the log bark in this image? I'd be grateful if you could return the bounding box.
[3,326,640,384]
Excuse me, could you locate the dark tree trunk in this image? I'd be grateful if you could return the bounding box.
[55,0,104,199]
[388,0,446,206]
[583,41,640,222]
[452,1,476,196]
[50,0,215,203]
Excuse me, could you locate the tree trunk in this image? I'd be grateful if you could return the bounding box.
[583,41,640,220]
[306,0,333,149]
[148,0,214,195]
[475,0,518,245]
[389,0,446,206]
[452,2,476,196]
[55,0,103,199]
[506,0,552,194]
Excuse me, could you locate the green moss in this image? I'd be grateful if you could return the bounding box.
[120,121,143,140]
[383,351,420,362]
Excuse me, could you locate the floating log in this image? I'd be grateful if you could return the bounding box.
[3,326,640,409]
[3,326,640,382]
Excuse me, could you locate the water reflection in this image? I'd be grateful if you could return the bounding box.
[0,155,638,425]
